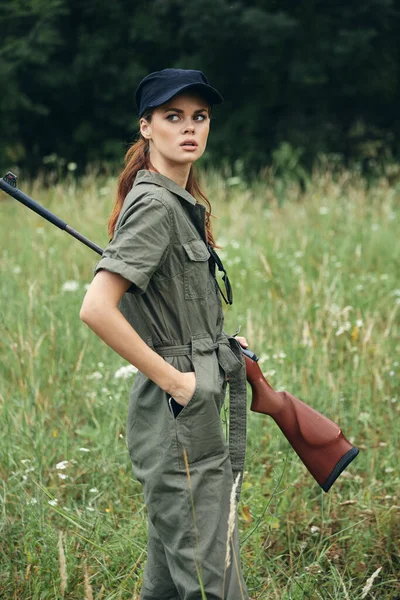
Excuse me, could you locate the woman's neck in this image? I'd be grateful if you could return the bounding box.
[148,157,191,189]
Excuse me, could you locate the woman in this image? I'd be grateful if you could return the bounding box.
[80,68,250,600]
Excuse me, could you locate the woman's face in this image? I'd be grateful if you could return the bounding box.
[140,91,211,167]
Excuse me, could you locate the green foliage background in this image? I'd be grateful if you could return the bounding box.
[1,0,400,174]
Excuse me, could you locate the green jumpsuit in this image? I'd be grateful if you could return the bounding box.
[94,169,249,599]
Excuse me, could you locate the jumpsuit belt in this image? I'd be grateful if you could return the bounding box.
[154,334,247,499]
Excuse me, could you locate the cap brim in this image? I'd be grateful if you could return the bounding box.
[142,83,223,115]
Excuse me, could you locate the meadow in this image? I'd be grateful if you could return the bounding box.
[0,165,399,599]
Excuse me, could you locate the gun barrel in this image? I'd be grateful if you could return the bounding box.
[1,172,104,256]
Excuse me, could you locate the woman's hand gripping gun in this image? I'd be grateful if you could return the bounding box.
[242,348,359,492]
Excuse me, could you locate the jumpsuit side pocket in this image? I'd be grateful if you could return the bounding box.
[174,338,228,465]
[171,355,201,420]
[165,354,199,420]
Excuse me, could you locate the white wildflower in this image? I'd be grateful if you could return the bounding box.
[56,461,69,470]
[113,364,138,379]
[58,473,68,480]
[67,162,77,171]
[87,371,103,380]
[361,566,382,599]
[79,447,90,452]
[13,266,21,274]
[336,327,345,336]
[61,280,79,292]
[310,525,320,535]
[258,354,269,364]
[384,467,394,473]
[329,303,340,315]
[48,499,58,506]
[356,319,364,327]
[358,412,371,424]
[86,506,95,512]
[28,498,38,505]
[89,488,98,493]
[279,351,287,358]
[98,362,104,368]
[21,459,31,465]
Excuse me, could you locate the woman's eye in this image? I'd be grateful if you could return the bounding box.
[166,114,207,122]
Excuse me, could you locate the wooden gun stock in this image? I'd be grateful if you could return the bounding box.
[243,350,359,492]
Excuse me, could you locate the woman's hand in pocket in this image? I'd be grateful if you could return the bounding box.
[171,372,196,407]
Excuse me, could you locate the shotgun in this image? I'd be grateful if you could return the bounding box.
[0,171,359,491]
[242,348,358,491]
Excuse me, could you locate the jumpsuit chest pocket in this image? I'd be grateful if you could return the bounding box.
[183,240,211,300]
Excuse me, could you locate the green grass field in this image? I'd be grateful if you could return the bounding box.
[0,166,399,599]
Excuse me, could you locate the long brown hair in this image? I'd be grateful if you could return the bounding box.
[108,110,217,247]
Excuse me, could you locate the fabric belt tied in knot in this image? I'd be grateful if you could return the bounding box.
[154,333,247,500]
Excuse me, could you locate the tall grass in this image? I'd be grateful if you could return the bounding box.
[0,165,399,599]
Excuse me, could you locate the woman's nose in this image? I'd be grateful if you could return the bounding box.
[182,121,195,134]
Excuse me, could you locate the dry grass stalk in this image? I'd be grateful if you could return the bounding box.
[58,531,67,597]
[224,472,241,571]
[361,566,382,598]
[83,561,93,600]
[222,473,242,599]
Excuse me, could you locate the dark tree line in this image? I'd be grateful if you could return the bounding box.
[1,0,400,176]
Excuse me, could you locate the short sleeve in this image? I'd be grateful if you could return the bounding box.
[93,195,171,294]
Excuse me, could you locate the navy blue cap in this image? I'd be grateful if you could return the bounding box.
[135,68,224,118]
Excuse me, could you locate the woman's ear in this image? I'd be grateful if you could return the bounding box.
[140,118,152,140]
